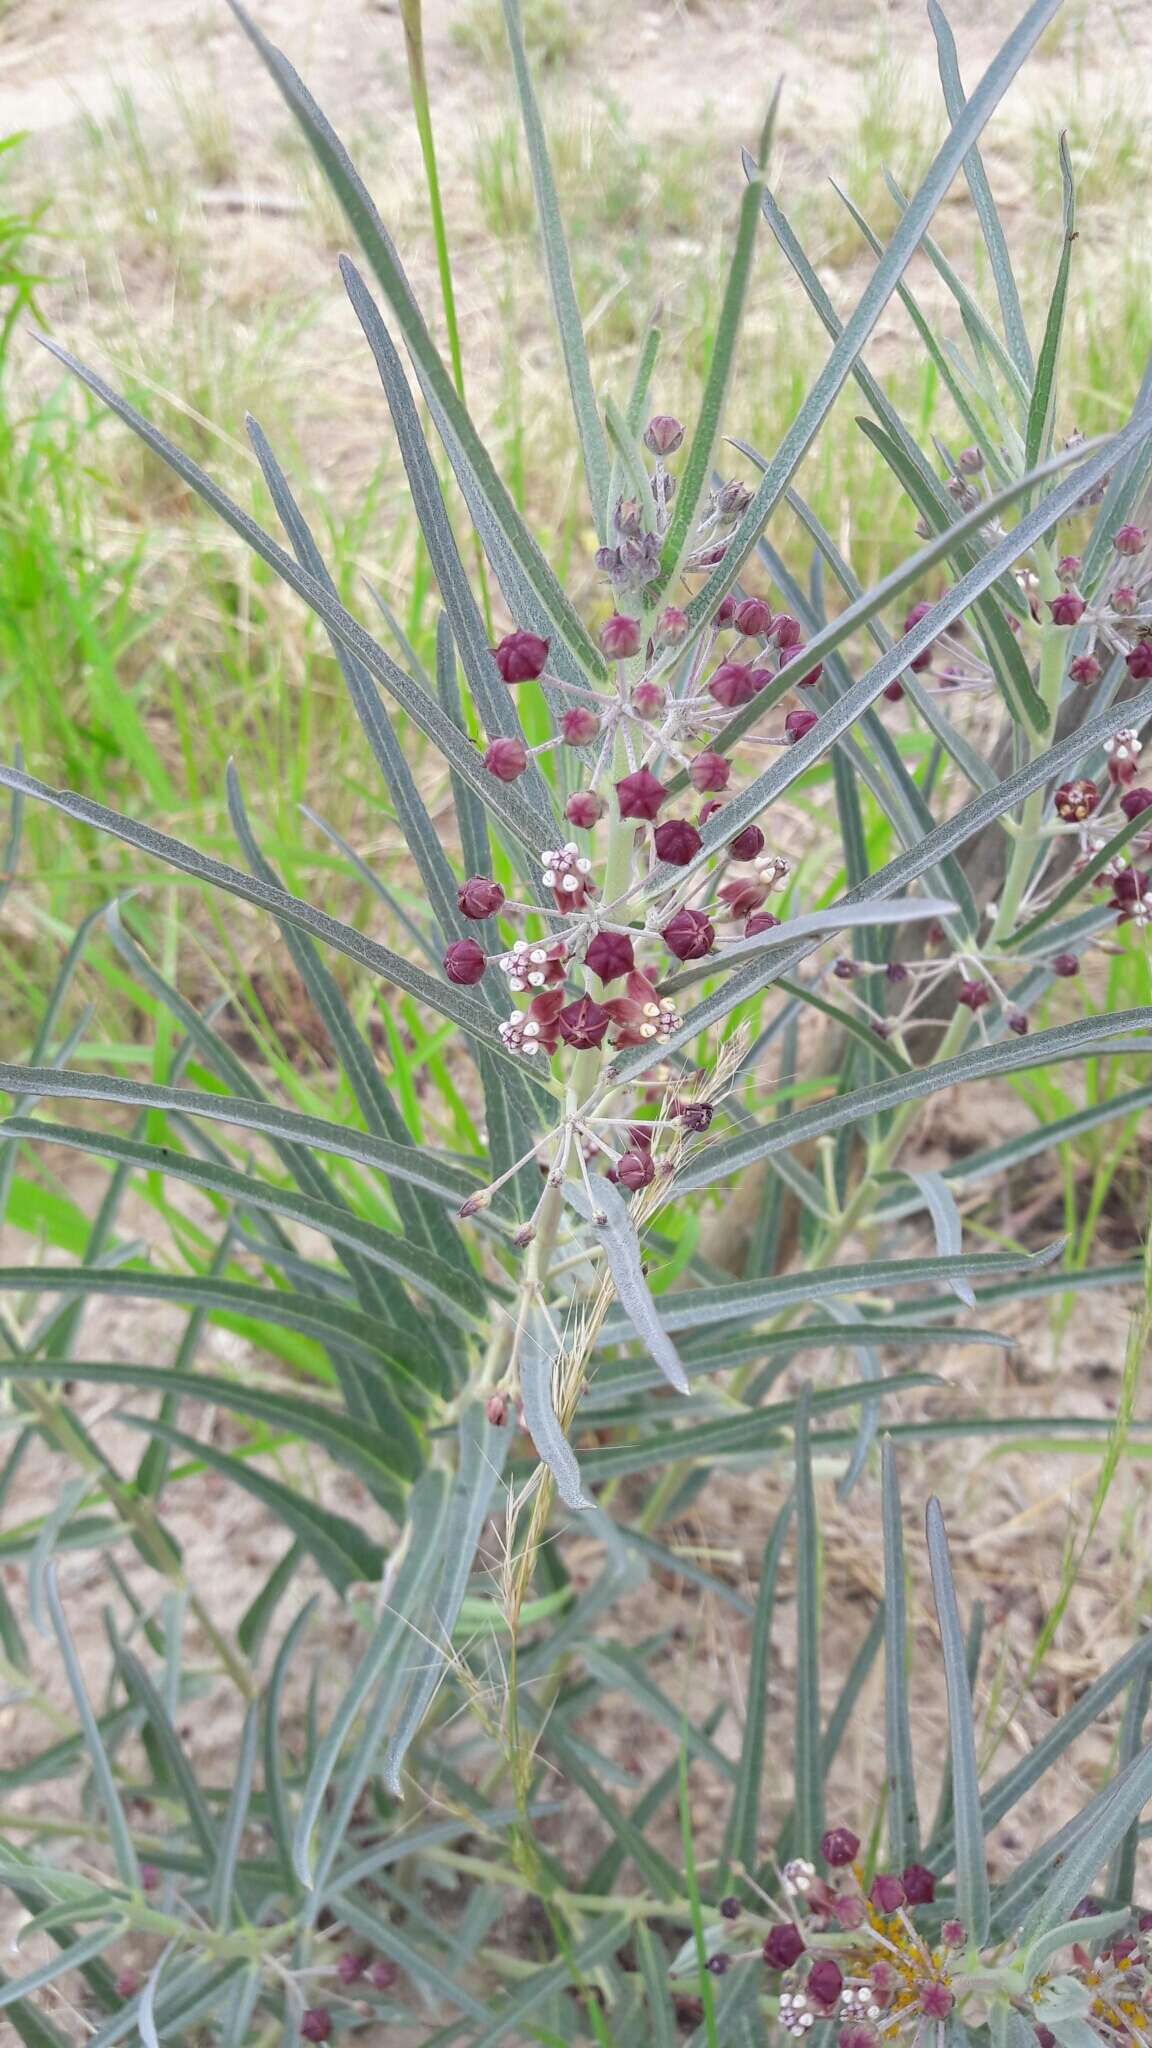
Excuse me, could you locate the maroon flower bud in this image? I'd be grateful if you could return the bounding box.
[956,978,990,1011]
[601,613,641,660]
[762,1924,806,1970]
[368,1960,398,1992]
[140,1864,160,1891]
[901,1864,937,1905]
[1113,522,1146,554]
[657,605,690,644]
[672,1099,713,1131]
[903,599,935,671]
[632,680,665,719]
[886,960,909,983]
[716,479,752,519]
[1121,786,1152,818]
[1126,638,1152,679]
[720,877,768,917]
[486,1392,508,1427]
[729,821,765,862]
[709,660,759,709]
[714,593,737,628]
[457,876,505,920]
[1069,654,1102,685]
[719,1896,741,1921]
[561,705,600,746]
[820,1826,860,1868]
[957,445,983,474]
[115,1972,139,2000]
[1048,592,1086,626]
[663,907,715,960]
[443,939,487,984]
[492,629,549,682]
[1051,952,1080,977]
[1054,778,1098,822]
[644,414,684,456]
[585,930,635,982]
[734,596,773,637]
[338,1952,370,1985]
[706,1953,729,1976]
[301,2014,332,2044]
[484,736,527,782]
[617,1149,655,1191]
[771,612,803,650]
[744,911,780,937]
[653,818,702,865]
[918,1983,954,2020]
[616,768,666,820]
[883,679,905,702]
[785,707,819,744]
[833,956,856,980]
[795,654,824,688]
[1056,553,1081,582]
[558,995,610,1049]
[838,2029,879,2048]
[832,1893,867,1930]
[689,750,731,793]
[941,1920,966,1948]
[566,790,604,828]
[870,1873,907,1915]
[1035,2031,1057,2048]
[1006,1009,1029,1035]
[807,1960,844,2010]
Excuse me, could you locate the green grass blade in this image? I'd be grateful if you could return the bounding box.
[793,1385,822,1859]
[499,0,611,535]
[672,1012,1151,1196]
[881,1442,920,1866]
[723,1495,793,1876]
[32,337,554,853]
[676,0,1063,626]
[927,0,1033,382]
[43,1566,139,1891]
[657,93,777,586]
[225,0,604,679]
[1024,133,1076,474]
[118,1417,386,1590]
[208,1703,257,1930]
[926,1497,990,1947]
[0,1065,486,1201]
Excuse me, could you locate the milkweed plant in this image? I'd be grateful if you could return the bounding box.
[0,0,1150,2042]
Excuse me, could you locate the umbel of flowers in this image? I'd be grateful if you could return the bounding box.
[441,418,1151,1230]
[698,1827,1152,2044]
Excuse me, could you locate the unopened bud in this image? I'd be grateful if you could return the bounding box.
[644,414,684,456]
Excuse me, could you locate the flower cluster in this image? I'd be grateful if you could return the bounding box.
[441,415,1150,1224]
[1030,1905,1152,2045]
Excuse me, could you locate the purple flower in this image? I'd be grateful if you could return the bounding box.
[644,414,684,456]
[1054,778,1098,822]
[820,1826,860,1868]
[870,1873,907,1914]
[956,979,990,1012]
[557,996,610,1049]
[561,706,600,746]
[653,819,702,866]
[689,751,731,793]
[616,769,667,821]
[662,907,715,961]
[492,629,549,681]
[762,1924,805,1970]
[457,876,505,920]
[443,939,487,985]
[601,613,641,659]
[300,2014,332,2044]
[566,790,604,828]
[901,1863,937,1905]
[1048,592,1086,625]
[729,823,765,862]
[1051,952,1080,977]
[807,1958,844,2009]
[484,737,528,782]
[584,931,635,983]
